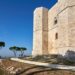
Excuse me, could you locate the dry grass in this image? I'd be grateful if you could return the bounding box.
[0,59,75,75]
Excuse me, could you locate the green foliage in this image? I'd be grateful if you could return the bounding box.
[9,46,19,57]
[9,46,27,57]
[20,47,27,51]
[0,42,5,48]
[32,55,50,62]
[18,47,27,57]
[63,59,75,65]
[9,46,18,51]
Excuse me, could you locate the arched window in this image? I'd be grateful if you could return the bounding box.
[55,33,58,40]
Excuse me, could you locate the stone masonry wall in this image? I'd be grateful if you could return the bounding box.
[32,7,48,56]
[32,0,75,56]
[48,3,58,54]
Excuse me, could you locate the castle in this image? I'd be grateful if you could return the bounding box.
[32,0,75,56]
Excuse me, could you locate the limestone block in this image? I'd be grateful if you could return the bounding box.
[68,6,75,24]
[42,8,48,31]
[42,31,48,54]
[48,27,57,54]
[33,7,43,31]
[68,23,75,47]
[58,0,75,13]
[68,0,75,6]
[32,30,42,56]
[57,7,69,48]
[58,0,68,13]
[48,3,58,30]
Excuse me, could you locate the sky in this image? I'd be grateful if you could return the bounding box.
[0,0,57,57]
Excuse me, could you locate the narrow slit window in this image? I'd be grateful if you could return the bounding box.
[54,17,58,24]
[55,33,58,40]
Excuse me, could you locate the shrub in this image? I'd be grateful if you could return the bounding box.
[64,50,75,62]
[63,59,75,65]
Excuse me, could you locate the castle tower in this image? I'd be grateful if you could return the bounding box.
[32,7,48,56]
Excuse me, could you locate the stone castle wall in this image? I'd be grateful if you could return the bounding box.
[57,0,75,55]
[48,3,58,54]
[32,0,75,56]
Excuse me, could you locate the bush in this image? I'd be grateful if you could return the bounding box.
[63,59,75,65]
[32,55,46,61]
[64,50,75,62]
[31,54,64,63]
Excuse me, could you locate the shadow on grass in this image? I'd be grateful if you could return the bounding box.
[16,65,58,75]
[16,66,58,75]
[16,66,40,75]
[26,69,58,75]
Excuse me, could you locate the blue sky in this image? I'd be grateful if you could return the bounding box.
[0,0,57,57]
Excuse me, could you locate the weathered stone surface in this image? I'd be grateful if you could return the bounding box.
[48,3,58,54]
[32,7,48,56]
[32,0,75,56]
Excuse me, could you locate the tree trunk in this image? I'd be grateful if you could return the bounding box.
[13,51,16,57]
[21,51,24,57]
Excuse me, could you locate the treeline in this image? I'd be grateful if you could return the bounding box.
[0,42,27,57]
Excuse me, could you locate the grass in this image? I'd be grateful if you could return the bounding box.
[24,55,75,66]
[0,68,4,75]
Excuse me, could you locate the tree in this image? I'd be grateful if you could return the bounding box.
[9,46,27,57]
[16,47,27,57]
[20,47,27,57]
[0,42,5,58]
[9,46,18,57]
[0,42,5,49]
